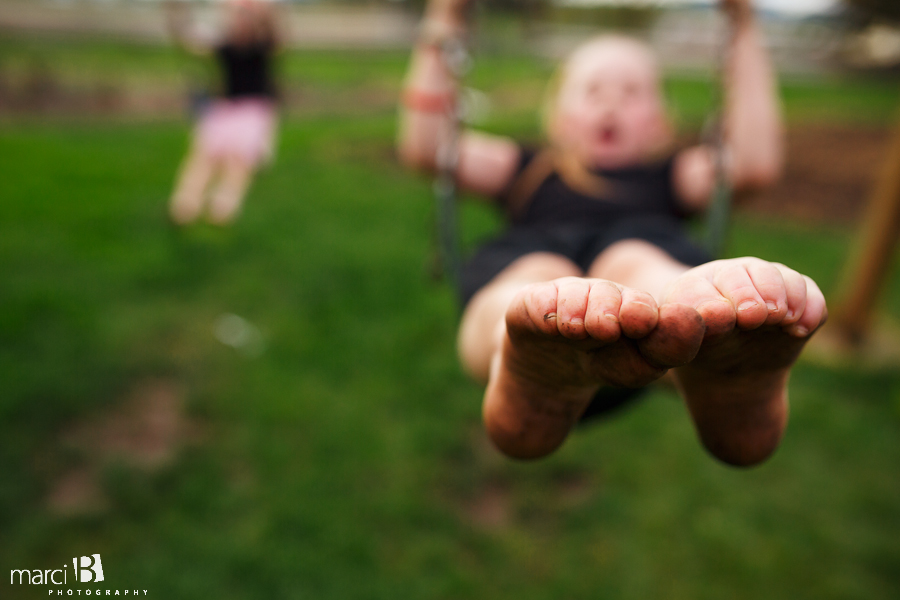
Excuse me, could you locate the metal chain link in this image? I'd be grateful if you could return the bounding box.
[704,13,738,258]
[431,34,472,288]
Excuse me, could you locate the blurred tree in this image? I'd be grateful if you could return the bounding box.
[548,5,659,30]
[482,0,547,13]
[844,0,900,22]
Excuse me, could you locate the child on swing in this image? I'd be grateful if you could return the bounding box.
[166,0,280,226]
[397,0,827,466]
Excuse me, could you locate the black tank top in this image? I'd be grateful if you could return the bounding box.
[216,42,275,99]
[500,148,688,228]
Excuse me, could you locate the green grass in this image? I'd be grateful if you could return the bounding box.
[1,41,900,600]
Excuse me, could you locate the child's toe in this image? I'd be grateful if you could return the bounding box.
[508,282,561,338]
[711,261,769,330]
[619,287,659,339]
[555,277,592,340]
[585,280,623,343]
[785,275,827,338]
[744,259,789,325]
[638,303,704,368]
[773,264,809,327]
[665,273,735,336]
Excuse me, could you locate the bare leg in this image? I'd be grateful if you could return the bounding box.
[208,154,254,225]
[169,147,216,225]
[587,239,691,298]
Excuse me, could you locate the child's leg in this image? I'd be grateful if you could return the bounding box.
[208,155,254,225]
[587,239,691,298]
[486,239,826,465]
[169,147,216,225]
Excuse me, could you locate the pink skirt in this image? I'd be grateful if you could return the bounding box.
[195,98,277,166]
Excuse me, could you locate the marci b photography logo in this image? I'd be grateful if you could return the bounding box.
[74,555,104,583]
[9,554,101,586]
[10,554,148,595]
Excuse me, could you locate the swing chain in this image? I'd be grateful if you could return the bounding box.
[704,11,738,258]
[429,30,472,288]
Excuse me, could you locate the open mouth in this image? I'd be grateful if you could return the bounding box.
[598,125,619,145]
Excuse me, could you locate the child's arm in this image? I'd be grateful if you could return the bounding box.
[397,0,520,199]
[673,0,784,212]
[265,2,289,55]
[164,1,213,57]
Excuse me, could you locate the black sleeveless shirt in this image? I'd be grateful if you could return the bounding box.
[500,149,689,228]
[216,42,276,99]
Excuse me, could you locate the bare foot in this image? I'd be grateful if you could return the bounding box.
[169,196,203,226]
[484,277,705,459]
[663,258,828,467]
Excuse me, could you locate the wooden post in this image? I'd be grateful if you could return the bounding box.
[830,110,900,345]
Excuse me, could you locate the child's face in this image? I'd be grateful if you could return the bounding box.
[226,2,268,46]
[550,39,671,169]
[226,6,254,44]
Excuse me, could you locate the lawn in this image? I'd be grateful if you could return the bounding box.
[1,38,899,600]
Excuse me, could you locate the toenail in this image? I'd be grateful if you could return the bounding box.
[788,324,809,337]
[543,312,557,321]
[766,302,778,312]
[697,299,730,312]
[604,312,618,322]
[737,300,759,312]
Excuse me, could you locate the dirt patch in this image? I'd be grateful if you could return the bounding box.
[46,378,199,516]
[45,466,109,515]
[449,428,599,530]
[447,429,513,531]
[465,480,513,530]
[741,125,890,224]
[553,470,595,509]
